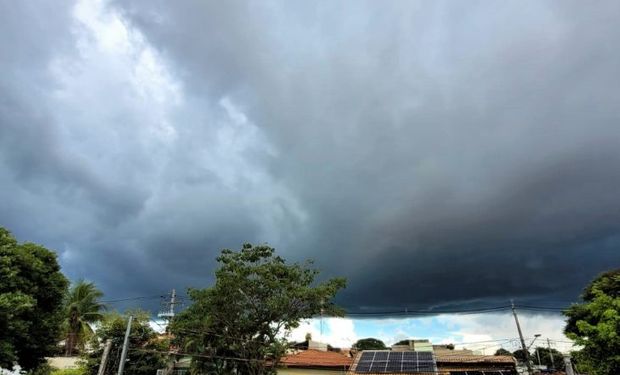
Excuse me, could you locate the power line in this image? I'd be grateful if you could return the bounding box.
[99,293,572,316]
[101,295,165,303]
[130,348,266,363]
[339,304,570,316]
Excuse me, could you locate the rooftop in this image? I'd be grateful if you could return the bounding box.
[280,349,353,369]
[435,354,516,364]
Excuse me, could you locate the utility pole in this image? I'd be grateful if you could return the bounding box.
[319,298,325,342]
[169,289,176,316]
[511,301,533,375]
[547,338,555,369]
[157,289,178,336]
[158,289,178,322]
[564,355,575,375]
[97,339,112,375]
[117,315,133,375]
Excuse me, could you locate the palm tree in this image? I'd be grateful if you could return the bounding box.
[64,280,106,356]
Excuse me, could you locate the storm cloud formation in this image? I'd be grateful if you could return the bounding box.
[1,0,619,312]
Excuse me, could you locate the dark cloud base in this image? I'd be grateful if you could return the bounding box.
[1,0,620,313]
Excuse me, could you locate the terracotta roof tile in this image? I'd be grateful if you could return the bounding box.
[435,354,516,364]
[280,349,353,368]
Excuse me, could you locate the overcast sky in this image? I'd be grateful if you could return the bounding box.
[1,0,619,328]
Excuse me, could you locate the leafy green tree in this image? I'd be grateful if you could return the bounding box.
[170,243,346,375]
[0,227,68,372]
[82,311,167,375]
[64,280,106,355]
[564,269,620,375]
[532,346,565,371]
[494,348,512,356]
[353,338,386,351]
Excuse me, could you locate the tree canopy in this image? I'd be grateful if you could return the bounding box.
[0,227,68,371]
[564,268,620,375]
[532,346,565,371]
[64,280,106,355]
[494,348,512,356]
[512,349,528,362]
[82,311,168,375]
[170,243,346,375]
[353,338,387,351]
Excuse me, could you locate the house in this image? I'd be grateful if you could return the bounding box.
[291,339,330,352]
[46,357,81,370]
[435,353,517,375]
[391,339,434,352]
[347,348,517,375]
[278,349,353,374]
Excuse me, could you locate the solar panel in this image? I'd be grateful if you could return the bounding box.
[388,352,403,361]
[385,362,402,372]
[401,362,418,371]
[354,351,437,374]
[402,351,417,360]
[369,361,387,372]
[374,352,389,360]
[355,363,371,371]
[415,352,434,361]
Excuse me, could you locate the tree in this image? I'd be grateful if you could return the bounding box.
[0,227,68,372]
[353,338,386,351]
[531,346,565,371]
[64,280,106,356]
[564,269,620,375]
[494,348,512,356]
[170,243,346,375]
[512,349,529,362]
[82,312,168,375]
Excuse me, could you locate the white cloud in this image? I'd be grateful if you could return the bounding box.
[435,313,574,353]
[288,318,358,348]
[288,313,575,354]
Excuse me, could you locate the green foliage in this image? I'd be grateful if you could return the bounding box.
[170,243,346,375]
[82,311,168,375]
[28,362,53,375]
[532,346,565,371]
[394,340,410,346]
[64,280,106,355]
[352,338,386,351]
[494,348,512,356]
[0,227,69,371]
[51,367,86,375]
[564,268,620,375]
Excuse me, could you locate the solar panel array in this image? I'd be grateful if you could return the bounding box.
[354,351,437,373]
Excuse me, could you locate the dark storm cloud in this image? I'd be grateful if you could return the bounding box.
[1,0,619,312]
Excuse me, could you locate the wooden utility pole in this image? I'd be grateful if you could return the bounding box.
[117,315,133,375]
[97,339,112,375]
[511,301,533,375]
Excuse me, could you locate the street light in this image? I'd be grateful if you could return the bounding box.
[528,334,542,369]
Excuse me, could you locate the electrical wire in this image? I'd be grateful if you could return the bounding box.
[101,295,165,303]
[99,293,573,316]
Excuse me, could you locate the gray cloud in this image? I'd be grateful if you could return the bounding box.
[1,0,619,312]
